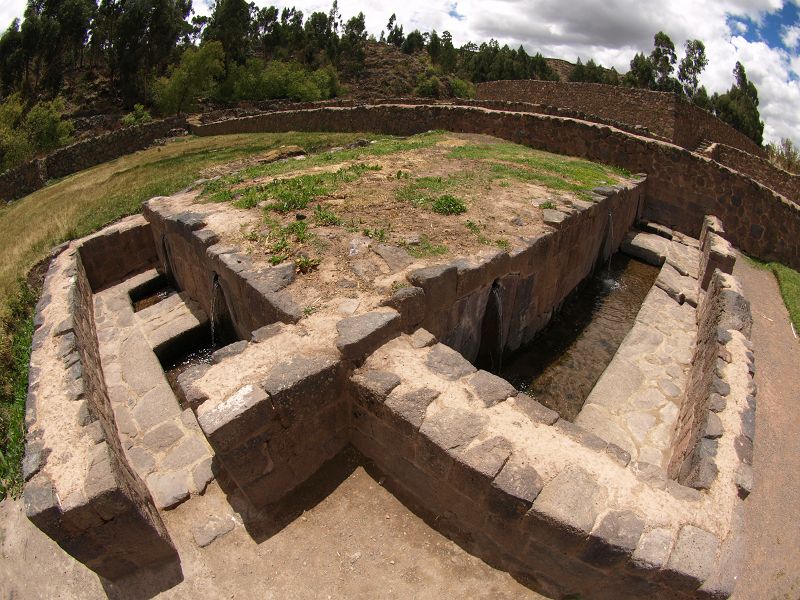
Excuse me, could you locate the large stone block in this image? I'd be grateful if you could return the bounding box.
[407,264,458,311]
[336,310,401,361]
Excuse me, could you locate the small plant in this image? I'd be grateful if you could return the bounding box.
[395,170,410,179]
[303,305,317,316]
[313,204,341,226]
[406,235,447,258]
[499,180,511,188]
[242,229,259,242]
[362,227,388,242]
[296,255,321,274]
[283,220,310,242]
[495,239,510,250]
[269,253,288,265]
[270,237,289,254]
[432,194,467,215]
[121,104,153,127]
[465,220,481,234]
[390,280,409,293]
[540,200,557,210]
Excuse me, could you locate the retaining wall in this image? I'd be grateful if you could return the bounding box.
[23,223,177,580]
[708,143,800,205]
[0,117,187,202]
[191,104,800,270]
[476,80,764,156]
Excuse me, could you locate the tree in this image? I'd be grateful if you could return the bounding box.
[203,0,252,73]
[154,41,224,115]
[339,12,367,75]
[766,138,800,174]
[386,14,404,47]
[402,29,424,54]
[678,39,708,100]
[623,52,655,88]
[712,62,764,145]
[428,30,441,64]
[648,31,682,92]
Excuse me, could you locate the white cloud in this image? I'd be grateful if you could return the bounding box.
[782,24,800,48]
[1,0,798,142]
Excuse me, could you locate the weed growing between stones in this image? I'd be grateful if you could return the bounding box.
[404,235,447,258]
[295,255,321,274]
[540,200,557,210]
[362,227,389,242]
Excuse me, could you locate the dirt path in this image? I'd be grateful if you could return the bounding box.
[0,449,544,600]
[731,257,800,600]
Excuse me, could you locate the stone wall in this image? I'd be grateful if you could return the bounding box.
[23,230,177,580]
[191,104,800,270]
[476,80,764,156]
[708,143,800,204]
[477,80,678,141]
[142,202,302,339]
[384,183,643,363]
[0,117,186,203]
[668,219,754,490]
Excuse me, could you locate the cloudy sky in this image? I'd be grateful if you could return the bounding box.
[1,0,798,143]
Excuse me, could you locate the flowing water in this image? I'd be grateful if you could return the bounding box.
[498,253,658,421]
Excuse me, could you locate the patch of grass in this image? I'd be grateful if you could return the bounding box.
[233,163,381,212]
[745,256,800,333]
[390,281,409,293]
[302,305,317,316]
[312,204,341,226]
[495,239,510,250]
[771,263,800,332]
[397,172,475,211]
[405,235,448,258]
[465,220,481,234]
[432,194,467,215]
[448,141,628,195]
[540,200,557,210]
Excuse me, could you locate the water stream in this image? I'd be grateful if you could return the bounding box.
[498,253,658,421]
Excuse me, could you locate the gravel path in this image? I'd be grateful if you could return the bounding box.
[731,257,800,600]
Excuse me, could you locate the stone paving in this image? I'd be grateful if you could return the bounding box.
[94,268,215,510]
[576,229,701,467]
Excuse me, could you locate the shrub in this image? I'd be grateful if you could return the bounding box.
[432,194,467,215]
[0,94,72,171]
[449,77,475,99]
[216,59,340,104]
[154,42,224,115]
[415,75,442,98]
[121,104,153,127]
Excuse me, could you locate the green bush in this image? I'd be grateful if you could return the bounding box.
[432,194,467,215]
[121,104,153,127]
[217,59,340,104]
[415,75,442,98]
[449,77,475,99]
[0,94,72,171]
[154,42,225,115]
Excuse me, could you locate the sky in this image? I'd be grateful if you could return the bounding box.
[1,0,798,143]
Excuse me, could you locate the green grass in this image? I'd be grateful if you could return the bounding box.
[540,200,557,210]
[746,256,800,334]
[448,142,628,198]
[432,194,467,215]
[312,204,342,226]
[0,131,373,499]
[405,235,448,258]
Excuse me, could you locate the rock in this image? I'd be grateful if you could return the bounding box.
[467,370,517,407]
[211,340,248,363]
[419,406,488,451]
[735,463,753,499]
[425,343,476,380]
[192,456,215,494]
[633,527,674,571]
[381,286,425,331]
[192,515,235,548]
[142,422,183,451]
[373,244,413,273]
[532,466,608,538]
[704,412,724,439]
[582,510,644,567]
[512,394,559,425]
[385,387,440,431]
[621,231,669,266]
[408,328,436,348]
[336,310,401,361]
[351,369,401,404]
[162,437,209,471]
[665,525,720,586]
[488,456,543,517]
[407,264,457,311]
[655,263,691,304]
[147,471,190,510]
[131,383,182,433]
[542,209,567,227]
[251,323,283,342]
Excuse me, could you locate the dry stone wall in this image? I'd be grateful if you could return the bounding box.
[707,143,800,204]
[192,104,800,270]
[0,117,186,202]
[476,80,764,156]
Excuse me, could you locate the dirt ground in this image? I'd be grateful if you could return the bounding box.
[0,448,545,600]
[731,258,800,600]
